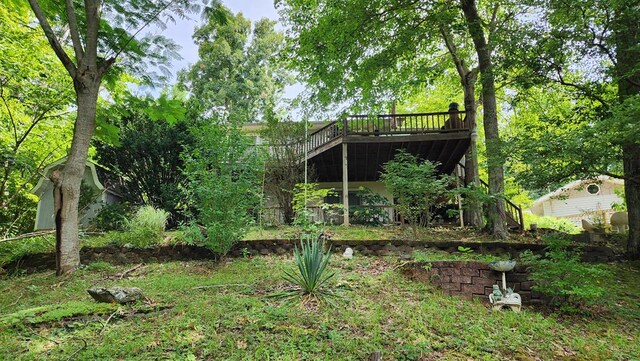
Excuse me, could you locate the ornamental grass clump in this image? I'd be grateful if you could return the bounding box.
[117,205,169,248]
[276,238,342,306]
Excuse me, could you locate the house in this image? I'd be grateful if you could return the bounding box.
[250,106,525,230]
[31,157,122,230]
[528,176,625,226]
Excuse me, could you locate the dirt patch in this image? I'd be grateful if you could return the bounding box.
[355,258,390,276]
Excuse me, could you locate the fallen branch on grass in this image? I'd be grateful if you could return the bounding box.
[0,230,55,243]
[102,263,146,280]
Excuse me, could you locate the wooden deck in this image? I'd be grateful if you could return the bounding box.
[305,111,471,182]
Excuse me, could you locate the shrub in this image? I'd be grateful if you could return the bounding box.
[523,212,579,234]
[175,222,206,246]
[183,116,263,255]
[90,202,134,231]
[276,238,341,305]
[292,183,342,226]
[349,187,390,226]
[520,236,613,310]
[381,150,452,238]
[116,205,169,248]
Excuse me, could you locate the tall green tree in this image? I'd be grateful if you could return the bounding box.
[0,5,74,236]
[95,93,192,227]
[276,0,525,237]
[19,0,214,274]
[183,111,263,255]
[179,8,289,123]
[260,117,309,224]
[504,0,640,258]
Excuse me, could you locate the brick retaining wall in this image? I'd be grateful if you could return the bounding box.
[402,261,544,305]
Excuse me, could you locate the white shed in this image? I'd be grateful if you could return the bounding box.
[529,176,625,226]
[31,158,121,230]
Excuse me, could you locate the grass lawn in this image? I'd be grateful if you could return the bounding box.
[1,254,638,360]
[244,225,545,244]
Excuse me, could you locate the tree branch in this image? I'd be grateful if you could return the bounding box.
[0,78,19,145]
[83,0,102,69]
[553,67,609,108]
[440,26,476,90]
[27,0,77,78]
[65,0,85,61]
[104,0,179,74]
[487,2,500,39]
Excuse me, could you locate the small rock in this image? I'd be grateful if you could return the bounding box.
[343,247,353,260]
[87,287,143,304]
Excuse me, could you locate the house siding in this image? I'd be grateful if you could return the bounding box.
[530,180,624,226]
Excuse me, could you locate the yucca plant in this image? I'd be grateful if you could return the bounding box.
[276,237,342,305]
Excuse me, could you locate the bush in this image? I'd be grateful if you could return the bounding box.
[520,236,613,310]
[380,150,452,238]
[349,187,390,226]
[183,117,263,256]
[523,212,579,234]
[90,202,134,231]
[175,222,206,246]
[116,205,169,248]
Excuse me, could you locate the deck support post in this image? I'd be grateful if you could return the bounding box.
[456,164,465,227]
[342,142,350,226]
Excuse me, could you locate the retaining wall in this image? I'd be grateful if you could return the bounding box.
[401,261,544,305]
[2,238,620,275]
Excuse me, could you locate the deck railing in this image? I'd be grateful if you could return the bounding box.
[345,111,468,136]
[300,110,470,156]
[260,205,400,226]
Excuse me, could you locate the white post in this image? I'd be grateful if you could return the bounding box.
[342,142,349,226]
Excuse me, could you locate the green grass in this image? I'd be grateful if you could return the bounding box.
[0,256,638,360]
[244,225,543,244]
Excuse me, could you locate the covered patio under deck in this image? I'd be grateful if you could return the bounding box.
[304,110,472,225]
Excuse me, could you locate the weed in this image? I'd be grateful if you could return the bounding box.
[520,235,613,310]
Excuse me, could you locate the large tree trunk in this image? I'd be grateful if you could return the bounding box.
[55,82,100,274]
[460,0,508,239]
[623,145,640,259]
[461,73,484,228]
[615,4,640,259]
[439,26,484,229]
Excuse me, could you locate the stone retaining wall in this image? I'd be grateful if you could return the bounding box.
[3,238,620,275]
[402,261,544,305]
[230,239,619,262]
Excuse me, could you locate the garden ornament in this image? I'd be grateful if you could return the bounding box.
[488,260,522,312]
[489,284,503,303]
[343,247,353,259]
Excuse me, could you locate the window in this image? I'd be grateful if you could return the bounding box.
[587,184,600,195]
[324,191,362,205]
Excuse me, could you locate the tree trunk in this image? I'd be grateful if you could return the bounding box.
[55,82,100,275]
[460,0,508,239]
[461,72,484,229]
[615,4,640,259]
[623,145,640,259]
